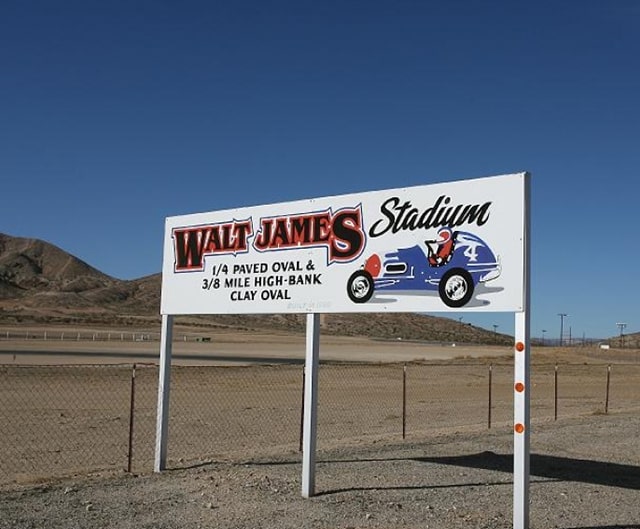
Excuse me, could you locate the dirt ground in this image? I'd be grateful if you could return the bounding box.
[0,326,518,365]
[1,413,639,529]
[2,324,638,365]
[1,328,639,528]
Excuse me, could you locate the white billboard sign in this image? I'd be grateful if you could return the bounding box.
[161,172,526,315]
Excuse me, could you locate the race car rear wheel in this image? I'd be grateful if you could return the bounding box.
[347,270,374,303]
[439,268,474,308]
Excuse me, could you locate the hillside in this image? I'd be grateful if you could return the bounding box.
[0,232,111,294]
[0,232,567,345]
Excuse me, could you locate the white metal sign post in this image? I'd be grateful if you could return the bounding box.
[513,173,531,529]
[154,314,173,471]
[155,172,531,527]
[514,311,531,528]
[301,313,320,497]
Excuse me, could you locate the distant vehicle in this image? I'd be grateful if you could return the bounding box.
[346,227,501,308]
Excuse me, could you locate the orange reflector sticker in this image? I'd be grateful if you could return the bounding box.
[515,382,525,392]
[514,423,525,434]
[515,342,525,351]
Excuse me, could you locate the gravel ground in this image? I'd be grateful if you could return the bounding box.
[1,412,639,529]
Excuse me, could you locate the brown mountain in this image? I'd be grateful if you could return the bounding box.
[0,233,159,323]
[0,232,111,294]
[0,232,515,344]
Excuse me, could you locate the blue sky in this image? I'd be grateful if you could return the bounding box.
[1,1,638,340]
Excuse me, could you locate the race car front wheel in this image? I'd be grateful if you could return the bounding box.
[347,270,374,303]
[439,268,474,308]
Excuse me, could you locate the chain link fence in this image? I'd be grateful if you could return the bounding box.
[0,365,133,482]
[166,365,303,464]
[1,362,639,487]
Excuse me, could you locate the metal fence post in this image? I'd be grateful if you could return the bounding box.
[402,363,407,439]
[554,364,558,421]
[488,364,493,429]
[604,365,611,415]
[127,363,137,473]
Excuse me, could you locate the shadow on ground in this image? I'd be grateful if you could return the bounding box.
[563,526,640,529]
[181,450,640,501]
[414,451,640,491]
[300,450,640,497]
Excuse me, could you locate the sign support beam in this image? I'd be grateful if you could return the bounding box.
[154,313,174,472]
[513,172,531,529]
[301,313,320,498]
[513,311,531,528]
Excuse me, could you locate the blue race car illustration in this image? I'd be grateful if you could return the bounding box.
[346,227,501,308]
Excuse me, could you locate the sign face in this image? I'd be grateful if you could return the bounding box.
[161,173,527,315]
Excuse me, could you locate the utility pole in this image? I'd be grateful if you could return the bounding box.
[616,322,627,348]
[541,329,547,346]
[558,313,568,346]
[493,323,498,344]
